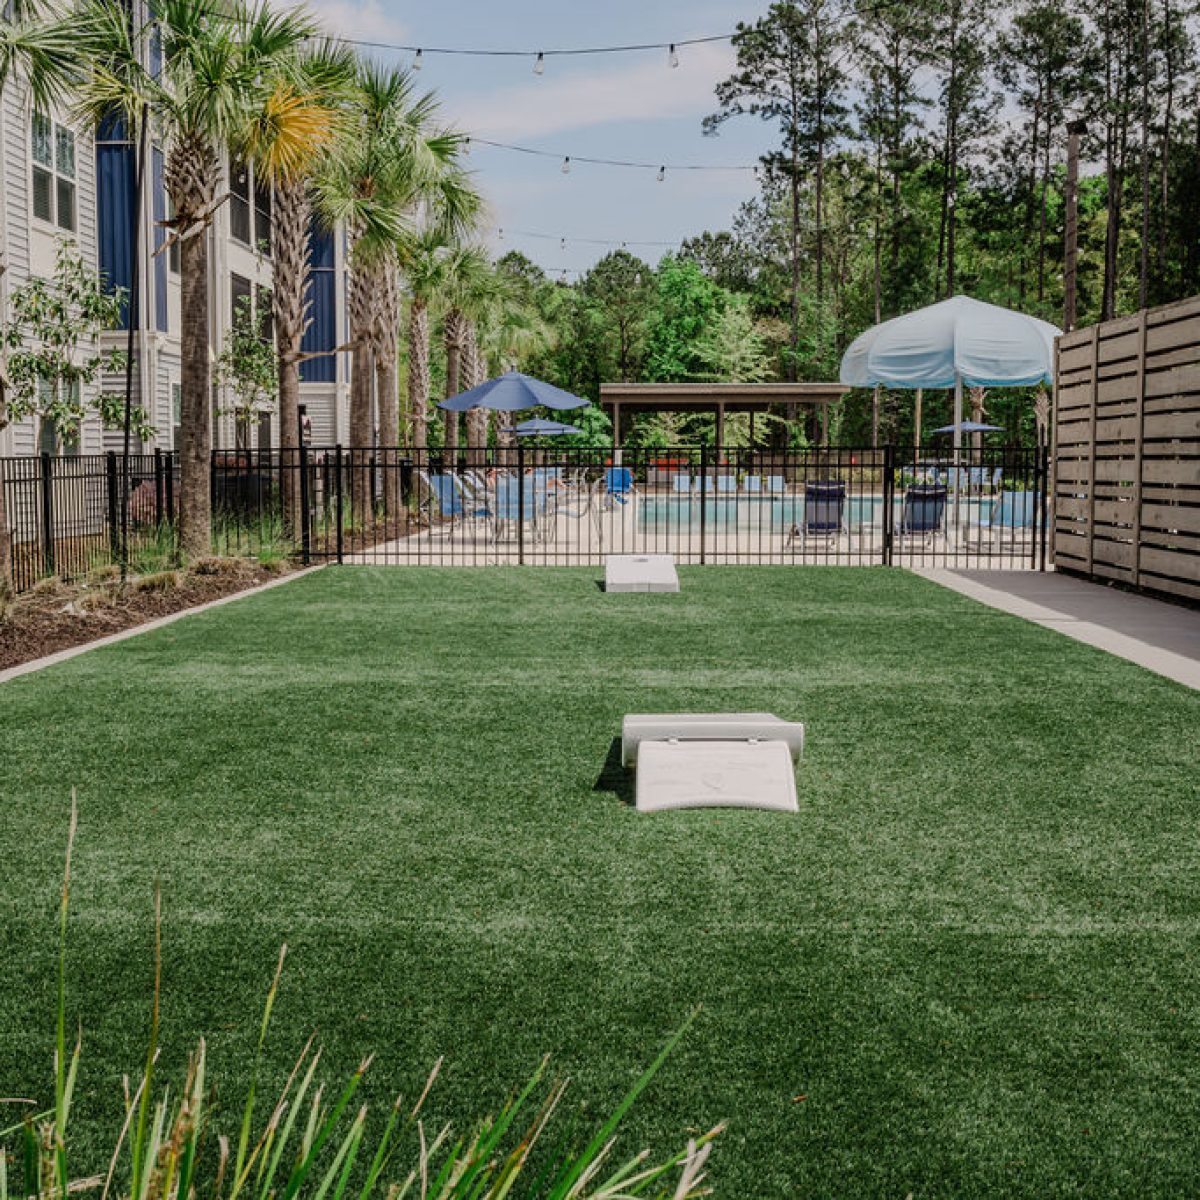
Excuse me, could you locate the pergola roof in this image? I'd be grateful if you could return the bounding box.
[600,382,849,413]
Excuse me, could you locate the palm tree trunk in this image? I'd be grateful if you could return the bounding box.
[443,309,464,465]
[347,263,375,523]
[178,217,213,559]
[272,176,310,540]
[408,299,430,452]
[462,323,488,465]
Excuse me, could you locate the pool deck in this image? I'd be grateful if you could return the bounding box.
[917,569,1200,689]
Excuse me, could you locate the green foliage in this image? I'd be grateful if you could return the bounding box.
[643,257,727,383]
[216,296,278,427]
[1,242,146,445]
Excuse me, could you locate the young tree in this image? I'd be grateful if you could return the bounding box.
[214,295,277,446]
[2,242,146,449]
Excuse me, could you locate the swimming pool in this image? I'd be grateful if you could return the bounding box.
[639,495,883,531]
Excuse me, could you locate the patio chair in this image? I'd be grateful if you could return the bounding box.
[672,473,692,494]
[602,466,636,507]
[786,480,846,548]
[896,485,948,546]
[490,476,549,542]
[972,489,1035,548]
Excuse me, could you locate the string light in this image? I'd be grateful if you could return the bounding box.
[412,48,422,69]
[344,31,733,60]
[471,137,756,174]
[668,43,679,68]
[533,51,545,75]
[560,237,566,251]
[495,227,681,250]
[657,165,665,182]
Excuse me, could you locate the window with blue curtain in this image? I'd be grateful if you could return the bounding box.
[300,219,336,383]
[95,112,136,329]
[152,147,168,332]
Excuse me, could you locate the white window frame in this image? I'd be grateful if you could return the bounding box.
[31,110,77,233]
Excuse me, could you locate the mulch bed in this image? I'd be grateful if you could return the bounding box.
[0,559,297,672]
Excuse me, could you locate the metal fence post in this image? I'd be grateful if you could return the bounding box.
[298,441,311,565]
[36,451,56,576]
[882,443,895,566]
[699,443,708,565]
[335,444,344,566]
[153,448,164,527]
[104,451,120,570]
[517,442,526,565]
[1036,443,1049,571]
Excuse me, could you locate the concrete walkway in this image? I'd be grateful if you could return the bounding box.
[915,568,1200,690]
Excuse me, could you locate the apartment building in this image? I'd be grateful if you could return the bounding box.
[0,34,351,460]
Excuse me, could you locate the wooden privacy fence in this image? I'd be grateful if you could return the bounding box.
[1053,295,1200,602]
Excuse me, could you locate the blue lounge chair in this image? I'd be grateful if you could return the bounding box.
[491,476,548,541]
[897,485,948,545]
[786,481,845,548]
[975,490,1035,546]
[672,473,692,494]
[603,466,635,506]
[743,476,762,494]
[716,475,737,495]
[421,472,490,524]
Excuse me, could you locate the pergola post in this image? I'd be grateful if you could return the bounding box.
[715,401,725,461]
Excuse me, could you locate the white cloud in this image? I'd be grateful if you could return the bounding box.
[305,0,408,44]
[448,40,736,141]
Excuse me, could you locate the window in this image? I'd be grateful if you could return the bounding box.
[300,219,336,383]
[37,378,81,455]
[32,111,75,231]
[230,159,251,244]
[256,284,274,346]
[229,157,272,254]
[96,111,135,326]
[231,272,252,325]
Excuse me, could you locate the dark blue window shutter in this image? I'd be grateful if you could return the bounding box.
[96,114,135,329]
[300,219,336,383]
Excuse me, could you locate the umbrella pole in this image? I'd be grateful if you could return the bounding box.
[952,374,963,543]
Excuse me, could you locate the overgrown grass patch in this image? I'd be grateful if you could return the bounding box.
[1,567,1197,1197]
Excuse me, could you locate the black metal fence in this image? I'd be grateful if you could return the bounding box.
[2,443,1048,592]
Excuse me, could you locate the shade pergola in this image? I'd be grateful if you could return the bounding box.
[599,383,850,452]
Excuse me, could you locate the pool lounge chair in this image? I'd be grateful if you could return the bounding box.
[602,466,636,507]
[786,480,845,548]
[419,471,491,527]
[743,476,762,494]
[716,475,737,495]
[490,476,549,542]
[896,485,948,546]
[972,489,1035,548]
[672,473,692,494]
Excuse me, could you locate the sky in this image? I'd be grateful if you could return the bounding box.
[306,0,775,278]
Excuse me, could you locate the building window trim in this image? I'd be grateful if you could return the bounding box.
[32,110,77,234]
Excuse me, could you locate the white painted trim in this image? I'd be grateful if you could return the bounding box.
[0,564,324,685]
[912,568,1200,691]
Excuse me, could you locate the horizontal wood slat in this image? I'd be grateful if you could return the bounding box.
[1053,297,1199,602]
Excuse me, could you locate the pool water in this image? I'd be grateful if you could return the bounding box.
[637,494,999,532]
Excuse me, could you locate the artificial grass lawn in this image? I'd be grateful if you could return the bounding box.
[1,566,1198,1197]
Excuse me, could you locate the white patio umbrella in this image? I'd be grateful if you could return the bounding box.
[839,295,1060,453]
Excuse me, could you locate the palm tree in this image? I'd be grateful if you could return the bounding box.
[76,0,318,558]
[313,60,463,522]
[439,245,493,461]
[0,0,80,594]
[396,229,448,454]
[243,39,355,538]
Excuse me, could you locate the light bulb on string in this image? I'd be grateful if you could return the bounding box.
[656,165,665,182]
[497,227,504,241]
[561,156,571,174]
[560,237,566,252]
[668,43,679,68]
[412,48,422,70]
[533,51,545,75]
[463,136,470,156]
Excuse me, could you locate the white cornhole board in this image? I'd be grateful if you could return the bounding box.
[605,554,680,593]
[622,713,803,814]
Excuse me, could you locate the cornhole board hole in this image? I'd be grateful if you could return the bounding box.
[622,713,804,814]
[605,554,680,593]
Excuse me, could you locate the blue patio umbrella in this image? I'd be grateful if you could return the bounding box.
[512,418,583,437]
[839,295,1060,451]
[437,370,590,413]
[930,420,1004,434]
